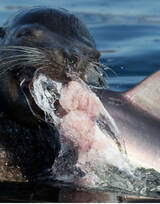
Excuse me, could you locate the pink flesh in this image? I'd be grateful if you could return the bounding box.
[61,111,95,152]
[60,81,101,117]
[57,80,131,186]
[59,81,105,163]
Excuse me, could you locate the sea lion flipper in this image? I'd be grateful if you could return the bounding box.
[123,70,160,119]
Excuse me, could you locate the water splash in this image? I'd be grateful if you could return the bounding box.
[30,72,160,198]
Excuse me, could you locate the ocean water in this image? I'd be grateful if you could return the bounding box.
[1,0,160,92]
[1,0,160,202]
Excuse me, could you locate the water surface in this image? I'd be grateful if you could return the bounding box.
[1,0,160,91]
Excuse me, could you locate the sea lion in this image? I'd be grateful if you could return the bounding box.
[0,7,101,181]
[0,6,101,126]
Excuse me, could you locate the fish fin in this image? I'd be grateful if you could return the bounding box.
[123,70,160,119]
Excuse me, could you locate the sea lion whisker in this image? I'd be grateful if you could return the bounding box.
[90,60,118,77]
[0,46,36,51]
[0,59,44,76]
[0,47,70,69]
[88,60,104,73]
[0,48,43,56]
[0,48,66,69]
[88,60,100,67]
[0,46,43,55]
[1,56,65,74]
[89,60,117,86]
[0,45,41,52]
[0,59,28,67]
[0,50,43,58]
[88,61,109,88]
[0,57,42,68]
[0,54,44,62]
[102,65,117,77]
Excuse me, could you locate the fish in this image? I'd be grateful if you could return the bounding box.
[30,70,160,197]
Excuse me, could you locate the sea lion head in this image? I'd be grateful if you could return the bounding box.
[0,7,102,125]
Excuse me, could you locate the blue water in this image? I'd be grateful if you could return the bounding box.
[1,0,160,202]
[1,0,160,91]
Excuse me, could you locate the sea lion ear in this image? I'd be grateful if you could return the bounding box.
[0,27,5,38]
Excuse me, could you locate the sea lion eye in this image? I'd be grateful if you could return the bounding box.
[0,27,5,38]
[16,30,32,38]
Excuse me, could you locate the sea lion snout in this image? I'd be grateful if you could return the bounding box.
[40,47,88,81]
